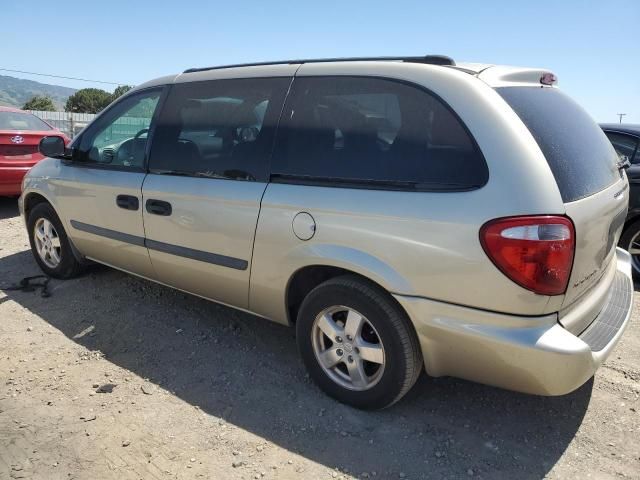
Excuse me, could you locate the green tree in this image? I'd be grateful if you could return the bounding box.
[23,95,56,111]
[111,85,133,101]
[64,88,112,114]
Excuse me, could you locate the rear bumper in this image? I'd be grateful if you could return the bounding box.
[0,165,31,195]
[395,247,634,396]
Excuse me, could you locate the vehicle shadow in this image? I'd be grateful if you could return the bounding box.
[0,248,592,479]
[0,196,19,220]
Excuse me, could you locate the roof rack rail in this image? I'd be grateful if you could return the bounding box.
[183,55,455,74]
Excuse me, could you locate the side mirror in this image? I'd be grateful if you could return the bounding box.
[39,136,66,158]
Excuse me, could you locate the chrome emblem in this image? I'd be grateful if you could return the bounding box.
[613,183,628,199]
[10,135,24,144]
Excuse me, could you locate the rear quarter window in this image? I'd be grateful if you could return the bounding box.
[497,87,620,202]
[272,76,488,191]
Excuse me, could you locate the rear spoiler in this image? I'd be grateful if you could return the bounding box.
[477,66,558,88]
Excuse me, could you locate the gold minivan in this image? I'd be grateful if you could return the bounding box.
[21,55,633,409]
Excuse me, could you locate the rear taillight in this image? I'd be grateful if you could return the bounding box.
[480,216,575,296]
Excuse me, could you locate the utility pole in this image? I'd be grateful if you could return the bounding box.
[617,113,627,124]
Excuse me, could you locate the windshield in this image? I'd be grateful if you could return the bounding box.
[0,111,52,131]
[497,87,619,202]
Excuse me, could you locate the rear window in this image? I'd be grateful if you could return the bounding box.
[0,111,52,131]
[497,87,619,202]
[272,76,487,191]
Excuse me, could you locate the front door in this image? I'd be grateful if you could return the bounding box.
[55,88,163,278]
[141,74,292,308]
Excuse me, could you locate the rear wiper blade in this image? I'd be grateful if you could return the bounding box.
[616,157,631,170]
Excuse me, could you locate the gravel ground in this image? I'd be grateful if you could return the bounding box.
[1,196,639,480]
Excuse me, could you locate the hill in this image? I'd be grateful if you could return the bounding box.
[0,75,77,110]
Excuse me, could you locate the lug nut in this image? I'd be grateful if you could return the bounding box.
[347,355,354,363]
[354,347,360,354]
[346,335,352,341]
[336,349,343,356]
[335,336,342,343]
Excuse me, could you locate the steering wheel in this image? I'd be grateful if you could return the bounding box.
[116,129,150,166]
[134,128,150,140]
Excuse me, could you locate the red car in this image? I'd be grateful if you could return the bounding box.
[0,106,70,196]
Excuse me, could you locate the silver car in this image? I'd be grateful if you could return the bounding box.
[20,56,633,409]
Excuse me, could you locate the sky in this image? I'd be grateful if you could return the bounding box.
[2,0,639,123]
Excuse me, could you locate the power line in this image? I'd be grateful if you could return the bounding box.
[0,68,127,86]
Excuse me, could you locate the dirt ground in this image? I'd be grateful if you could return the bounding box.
[0,196,639,480]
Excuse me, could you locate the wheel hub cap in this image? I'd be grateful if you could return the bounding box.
[311,305,385,391]
[34,218,61,269]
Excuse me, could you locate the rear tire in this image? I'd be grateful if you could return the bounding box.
[27,203,83,279]
[620,219,640,278]
[296,275,422,409]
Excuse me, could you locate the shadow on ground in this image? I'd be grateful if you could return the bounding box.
[0,196,19,220]
[0,197,591,479]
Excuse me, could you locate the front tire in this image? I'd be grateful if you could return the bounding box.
[27,203,83,279]
[296,275,422,409]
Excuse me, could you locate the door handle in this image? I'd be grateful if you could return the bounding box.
[116,194,139,211]
[146,199,172,216]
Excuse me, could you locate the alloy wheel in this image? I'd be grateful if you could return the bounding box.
[34,218,61,269]
[311,305,385,391]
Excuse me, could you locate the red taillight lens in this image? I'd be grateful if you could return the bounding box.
[480,216,575,296]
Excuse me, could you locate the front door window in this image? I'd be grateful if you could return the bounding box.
[76,90,162,169]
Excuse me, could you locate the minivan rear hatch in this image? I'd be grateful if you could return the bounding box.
[496,86,627,312]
